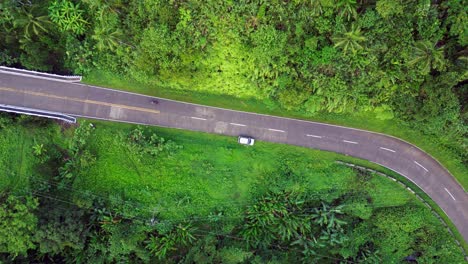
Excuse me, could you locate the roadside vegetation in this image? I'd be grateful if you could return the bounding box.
[0,115,465,263]
[0,0,466,188]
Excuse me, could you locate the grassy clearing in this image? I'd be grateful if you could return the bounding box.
[77,120,361,220]
[0,122,65,192]
[75,120,465,258]
[77,120,417,219]
[83,71,468,189]
[76,121,460,245]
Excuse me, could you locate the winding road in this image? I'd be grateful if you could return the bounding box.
[0,70,467,244]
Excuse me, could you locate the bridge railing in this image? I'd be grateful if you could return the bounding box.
[0,66,82,83]
[0,104,76,123]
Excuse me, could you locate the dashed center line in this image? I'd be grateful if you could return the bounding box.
[444,188,456,201]
[229,123,246,127]
[191,117,207,121]
[379,147,396,153]
[342,140,358,144]
[268,128,285,133]
[306,134,323,138]
[0,87,161,114]
[413,161,429,172]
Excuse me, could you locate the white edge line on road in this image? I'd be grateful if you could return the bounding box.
[379,147,396,153]
[414,161,429,172]
[306,134,322,138]
[444,188,456,201]
[268,128,285,133]
[26,79,465,192]
[229,123,246,127]
[343,140,358,144]
[191,116,207,121]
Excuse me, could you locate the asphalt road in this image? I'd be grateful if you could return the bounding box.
[1,72,467,243]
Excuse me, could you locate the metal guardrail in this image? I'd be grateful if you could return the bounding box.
[0,66,82,83]
[0,104,76,123]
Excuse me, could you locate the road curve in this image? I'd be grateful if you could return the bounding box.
[0,72,467,243]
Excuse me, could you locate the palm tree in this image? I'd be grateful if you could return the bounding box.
[14,6,51,41]
[32,143,45,156]
[319,229,347,246]
[408,40,445,73]
[173,223,196,246]
[240,197,281,247]
[92,23,122,51]
[311,202,346,230]
[309,0,325,17]
[333,24,366,55]
[337,0,358,21]
[277,214,302,241]
[48,0,88,35]
[291,235,326,259]
[146,222,196,260]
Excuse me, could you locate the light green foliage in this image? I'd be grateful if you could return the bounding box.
[369,207,453,262]
[0,122,42,191]
[48,0,87,35]
[276,88,309,110]
[132,26,178,75]
[218,247,253,264]
[92,24,122,52]
[0,195,38,257]
[333,24,367,55]
[373,104,394,120]
[376,0,404,18]
[249,25,288,81]
[127,127,182,157]
[57,121,95,187]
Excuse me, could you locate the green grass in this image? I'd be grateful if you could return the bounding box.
[0,126,31,191]
[77,120,360,219]
[0,122,64,192]
[78,120,415,218]
[83,70,468,190]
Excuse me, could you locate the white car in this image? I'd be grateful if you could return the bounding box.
[238,136,255,146]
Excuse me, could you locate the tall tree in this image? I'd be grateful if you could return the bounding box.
[333,24,366,55]
[14,6,51,41]
[408,40,445,74]
[336,0,357,21]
